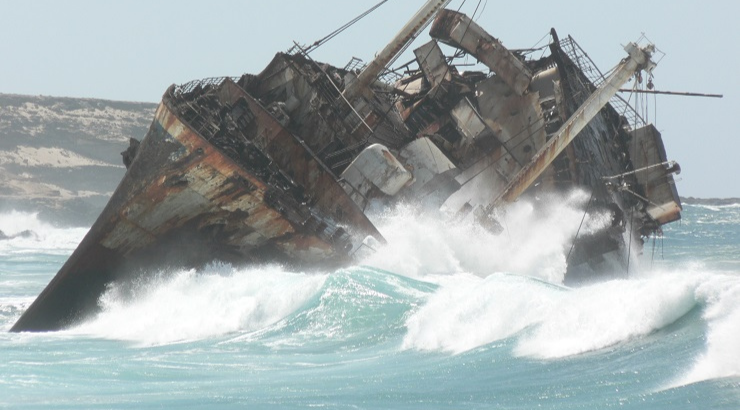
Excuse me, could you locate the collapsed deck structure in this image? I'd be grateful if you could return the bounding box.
[12,1,681,332]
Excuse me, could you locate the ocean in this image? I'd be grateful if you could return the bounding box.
[1,195,739,409]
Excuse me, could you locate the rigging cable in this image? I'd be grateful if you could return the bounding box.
[304,0,391,55]
[474,0,488,21]
[661,230,664,259]
[566,189,595,264]
[625,77,640,275]
[651,232,657,269]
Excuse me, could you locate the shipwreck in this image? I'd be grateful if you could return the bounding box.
[12,0,681,332]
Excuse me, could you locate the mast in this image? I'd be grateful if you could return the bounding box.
[342,0,451,100]
[492,41,657,207]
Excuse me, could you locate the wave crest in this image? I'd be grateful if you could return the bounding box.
[0,210,88,255]
[402,272,702,358]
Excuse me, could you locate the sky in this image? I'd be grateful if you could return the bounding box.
[0,0,736,198]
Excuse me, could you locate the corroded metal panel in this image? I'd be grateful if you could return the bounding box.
[398,137,457,196]
[414,40,452,87]
[430,9,533,95]
[629,124,682,224]
[450,98,488,142]
[217,79,385,244]
[475,76,546,165]
[98,102,296,257]
[340,144,412,209]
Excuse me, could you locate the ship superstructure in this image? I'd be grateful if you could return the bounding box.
[12,1,681,332]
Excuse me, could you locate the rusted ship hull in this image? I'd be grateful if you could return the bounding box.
[11,84,383,331]
[12,3,682,332]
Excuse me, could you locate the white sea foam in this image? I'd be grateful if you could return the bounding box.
[402,271,702,358]
[69,264,326,346]
[685,203,740,211]
[513,274,699,359]
[362,189,609,283]
[670,272,740,387]
[0,210,88,255]
[401,273,562,354]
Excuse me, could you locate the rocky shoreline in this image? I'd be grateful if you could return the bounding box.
[0,93,156,226]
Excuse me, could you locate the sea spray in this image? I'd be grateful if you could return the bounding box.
[0,210,88,255]
[362,189,611,282]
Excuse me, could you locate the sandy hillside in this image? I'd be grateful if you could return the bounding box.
[0,93,157,226]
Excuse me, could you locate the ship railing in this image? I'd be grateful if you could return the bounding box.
[343,57,367,73]
[165,76,241,142]
[379,68,402,85]
[173,76,241,97]
[286,43,306,56]
[559,36,646,130]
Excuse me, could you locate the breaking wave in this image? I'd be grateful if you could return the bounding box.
[68,264,431,348]
[0,210,88,255]
[670,272,740,387]
[64,259,740,390]
[401,271,701,358]
[70,265,328,346]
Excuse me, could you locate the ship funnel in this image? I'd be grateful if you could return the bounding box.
[343,0,451,100]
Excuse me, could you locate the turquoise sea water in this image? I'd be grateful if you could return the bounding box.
[1,197,739,409]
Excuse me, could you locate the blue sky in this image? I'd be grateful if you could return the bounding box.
[0,0,735,198]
